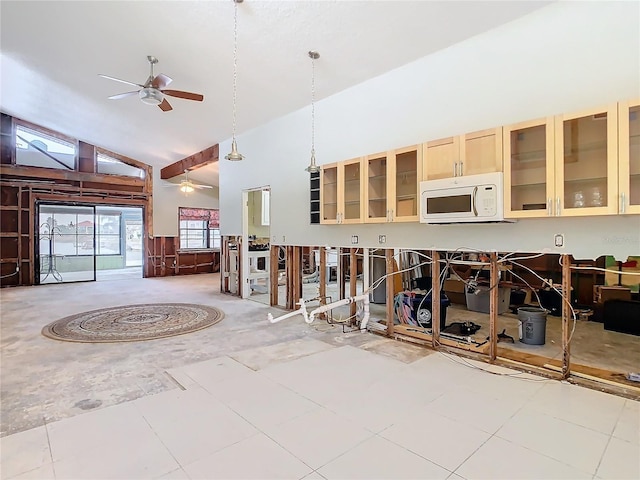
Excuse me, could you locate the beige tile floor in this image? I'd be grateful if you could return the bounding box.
[1,274,639,480]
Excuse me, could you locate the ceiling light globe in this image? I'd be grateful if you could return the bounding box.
[139,87,163,105]
[180,183,195,194]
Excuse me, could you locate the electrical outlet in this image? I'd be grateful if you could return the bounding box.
[378,235,386,244]
[554,233,564,248]
[351,235,359,245]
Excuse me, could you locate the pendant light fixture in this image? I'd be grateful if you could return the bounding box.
[305,50,320,173]
[225,0,244,161]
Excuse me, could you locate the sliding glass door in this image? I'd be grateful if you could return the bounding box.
[38,204,96,283]
[37,204,143,284]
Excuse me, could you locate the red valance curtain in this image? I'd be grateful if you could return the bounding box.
[179,208,219,228]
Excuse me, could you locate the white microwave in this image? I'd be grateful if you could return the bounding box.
[420,172,507,223]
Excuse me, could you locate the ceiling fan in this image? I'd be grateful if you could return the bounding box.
[99,55,204,112]
[164,170,214,194]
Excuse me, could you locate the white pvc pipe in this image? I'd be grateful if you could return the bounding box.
[308,293,370,330]
[268,293,370,331]
[267,300,308,324]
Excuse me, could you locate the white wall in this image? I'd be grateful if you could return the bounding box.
[220,1,640,260]
[152,167,219,236]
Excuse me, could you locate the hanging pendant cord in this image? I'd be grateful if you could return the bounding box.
[231,0,239,141]
[311,55,316,159]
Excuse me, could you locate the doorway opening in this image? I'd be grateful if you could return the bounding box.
[242,187,270,303]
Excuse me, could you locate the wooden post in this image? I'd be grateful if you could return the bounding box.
[319,246,327,319]
[270,245,279,306]
[293,246,302,307]
[489,251,498,362]
[350,248,358,318]
[386,248,394,336]
[236,237,243,298]
[339,247,346,300]
[286,246,293,309]
[562,254,571,379]
[431,250,441,349]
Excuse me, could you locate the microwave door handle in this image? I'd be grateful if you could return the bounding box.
[472,186,478,216]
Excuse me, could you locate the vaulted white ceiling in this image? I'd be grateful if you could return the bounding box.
[0,1,551,186]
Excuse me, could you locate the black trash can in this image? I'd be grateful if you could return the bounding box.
[410,293,450,330]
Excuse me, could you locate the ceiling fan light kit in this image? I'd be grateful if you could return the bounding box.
[139,87,163,105]
[179,182,195,194]
[165,170,214,194]
[100,55,204,111]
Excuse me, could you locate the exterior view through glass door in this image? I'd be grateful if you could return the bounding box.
[37,204,143,284]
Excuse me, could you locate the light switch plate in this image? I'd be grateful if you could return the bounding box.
[351,235,359,245]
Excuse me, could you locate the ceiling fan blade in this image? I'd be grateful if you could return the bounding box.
[158,99,173,112]
[108,91,139,100]
[152,73,173,89]
[161,90,204,102]
[193,184,214,189]
[98,74,143,88]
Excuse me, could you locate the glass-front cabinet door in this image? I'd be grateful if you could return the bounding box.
[389,145,421,222]
[554,104,618,216]
[365,152,389,222]
[619,99,640,214]
[320,163,339,224]
[341,158,363,224]
[503,118,555,218]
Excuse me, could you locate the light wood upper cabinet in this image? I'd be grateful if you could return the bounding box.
[320,163,339,224]
[341,157,364,224]
[554,104,618,216]
[364,152,389,223]
[364,145,422,223]
[422,136,460,180]
[423,128,502,180]
[618,98,640,215]
[503,117,555,218]
[320,159,363,224]
[390,145,422,222]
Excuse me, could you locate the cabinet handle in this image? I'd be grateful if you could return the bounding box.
[459,161,464,176]
[621,192,626,214]
[556,197,561,216]
[389,209,394,222]
[453,163,457,177]
[547,198,552,216]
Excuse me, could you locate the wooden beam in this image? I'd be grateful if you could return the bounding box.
[0,165,145,187]
[160,144,219,179]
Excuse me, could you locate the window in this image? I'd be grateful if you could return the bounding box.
[179,208,220,250]
[97,152,145,178]
[96,213,122,255]
[38,209,122,257]
[16,125,76,170]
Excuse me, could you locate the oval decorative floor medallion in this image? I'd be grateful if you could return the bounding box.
[42,303,224,343]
